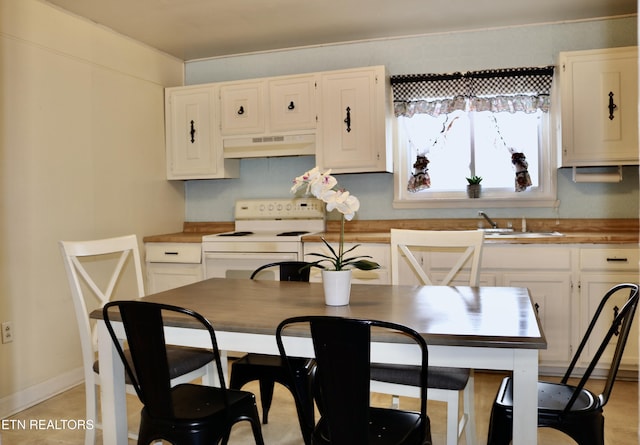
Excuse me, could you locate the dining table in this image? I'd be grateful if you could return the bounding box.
[91,277,546,445]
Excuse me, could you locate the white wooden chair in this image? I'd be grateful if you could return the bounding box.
[370,229,484,445]
[59,234,215,445]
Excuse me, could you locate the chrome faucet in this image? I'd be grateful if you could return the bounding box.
[478,211,498,229]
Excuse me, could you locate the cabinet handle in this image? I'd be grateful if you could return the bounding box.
[534,302,540,315]
[190,120,196,143]
[344,106,351,133]
[613,305,620,335]
[288,101,295,110]
[237,106,245,115]
[608,91,617,120]
[164,251,179,255]
[606,257,628,262]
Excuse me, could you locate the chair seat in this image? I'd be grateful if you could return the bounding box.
[370,363,470,391]
[313,398,429,445]
[94,345,214,384]
[495,377,600,413]
[138,383,261,444]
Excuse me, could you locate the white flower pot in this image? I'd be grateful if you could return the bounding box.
[322,269,352,306]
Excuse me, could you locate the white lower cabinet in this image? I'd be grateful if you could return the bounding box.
[577,247,639,372]
[303,242,391,285]
[145,243,204,294]
[380,242,638,372]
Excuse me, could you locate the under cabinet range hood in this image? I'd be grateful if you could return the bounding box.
[223,133,316,158]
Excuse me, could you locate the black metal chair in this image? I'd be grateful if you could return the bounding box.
[277,315,432,445]
[102,300,265,445]
[487,283,639,445]
[230,261,316,445]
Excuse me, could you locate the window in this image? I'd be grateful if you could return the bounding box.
[392,68,558,209]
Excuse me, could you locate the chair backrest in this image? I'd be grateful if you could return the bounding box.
[250,261,311,281]
[562,283,639,411]
[102,300,227,417]
[276,316,429,443]
[390,229,485,286]
[59,235,145,375]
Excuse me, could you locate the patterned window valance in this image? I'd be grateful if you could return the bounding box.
[391,66,555,117]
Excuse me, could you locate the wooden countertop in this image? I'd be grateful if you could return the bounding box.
[143,219,639,245]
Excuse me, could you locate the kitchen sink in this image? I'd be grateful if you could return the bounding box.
[482,231,564,238]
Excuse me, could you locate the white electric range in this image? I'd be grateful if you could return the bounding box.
[202,198,325,280]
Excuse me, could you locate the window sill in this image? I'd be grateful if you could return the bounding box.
[393,196,560,209]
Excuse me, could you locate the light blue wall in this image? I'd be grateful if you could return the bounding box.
[184,17,638,222]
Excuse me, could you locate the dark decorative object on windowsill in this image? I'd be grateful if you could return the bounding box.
[466,175,482,198]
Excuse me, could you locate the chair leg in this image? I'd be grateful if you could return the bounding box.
[85,382,97,445]
[201,361,216,386]
[462,372,477,445]
[258,378,276,424]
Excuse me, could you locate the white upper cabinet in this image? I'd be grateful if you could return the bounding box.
[269,75,318,132]
[220,74,318,136]
[220,80,266,135]
[317,66,393,173]
[559,47,638,166]
[164,66,394,178]
[165,84,239,180]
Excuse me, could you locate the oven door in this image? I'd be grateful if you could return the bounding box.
[203,252,298,280]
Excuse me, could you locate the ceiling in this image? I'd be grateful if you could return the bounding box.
[44,0,637,61]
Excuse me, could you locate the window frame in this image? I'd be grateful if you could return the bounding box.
[392,108,558,209]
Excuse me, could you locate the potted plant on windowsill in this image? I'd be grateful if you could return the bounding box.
[291,167,380,306]
[466,175,483,198]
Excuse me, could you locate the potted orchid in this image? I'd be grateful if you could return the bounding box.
[291,167,379,305]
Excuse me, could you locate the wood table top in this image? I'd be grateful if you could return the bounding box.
[94,278,546,350]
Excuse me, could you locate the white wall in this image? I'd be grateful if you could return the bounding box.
[0,0,185,416]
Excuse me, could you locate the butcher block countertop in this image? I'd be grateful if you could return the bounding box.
[143,219,638,245]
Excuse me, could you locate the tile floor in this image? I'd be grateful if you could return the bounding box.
[0,371,637,444]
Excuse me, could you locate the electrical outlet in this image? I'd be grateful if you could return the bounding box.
[2,322,13,344]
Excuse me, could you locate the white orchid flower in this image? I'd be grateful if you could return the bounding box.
[325,190,360,221]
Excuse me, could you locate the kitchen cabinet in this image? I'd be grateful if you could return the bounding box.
[317,66,393,173]
[220,80,266,135]
[559,46,639,166]
[452,245,573,367]
[220,74,318,135]
[145,243,203,293]
[577,247,639,372]
[303,242,391,285]
[165,84,239,179]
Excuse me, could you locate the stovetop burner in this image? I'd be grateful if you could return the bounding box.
[217,231,254,237]
[277,231,310,237]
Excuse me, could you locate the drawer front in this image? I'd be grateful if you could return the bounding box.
[580,248,639,271]
[482,246,572,270]
[145,243,202,264]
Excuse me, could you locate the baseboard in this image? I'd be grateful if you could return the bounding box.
[0,367,84,419]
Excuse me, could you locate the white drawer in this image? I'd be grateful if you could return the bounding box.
[482,245,572,270]
[580,248,639,271]
[145,243,202,264]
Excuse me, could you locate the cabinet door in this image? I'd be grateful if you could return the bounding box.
[318,67,391,173]
[502,273,573,366]
[578,273,639,371]
[269,75,318,132]
[220,81,265,135]
[166,86,217,178]
[560,47,639,166]
[146,263,203,294]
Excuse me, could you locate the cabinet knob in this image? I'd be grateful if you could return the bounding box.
[288,101,295,110]
[237,105,245,115]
